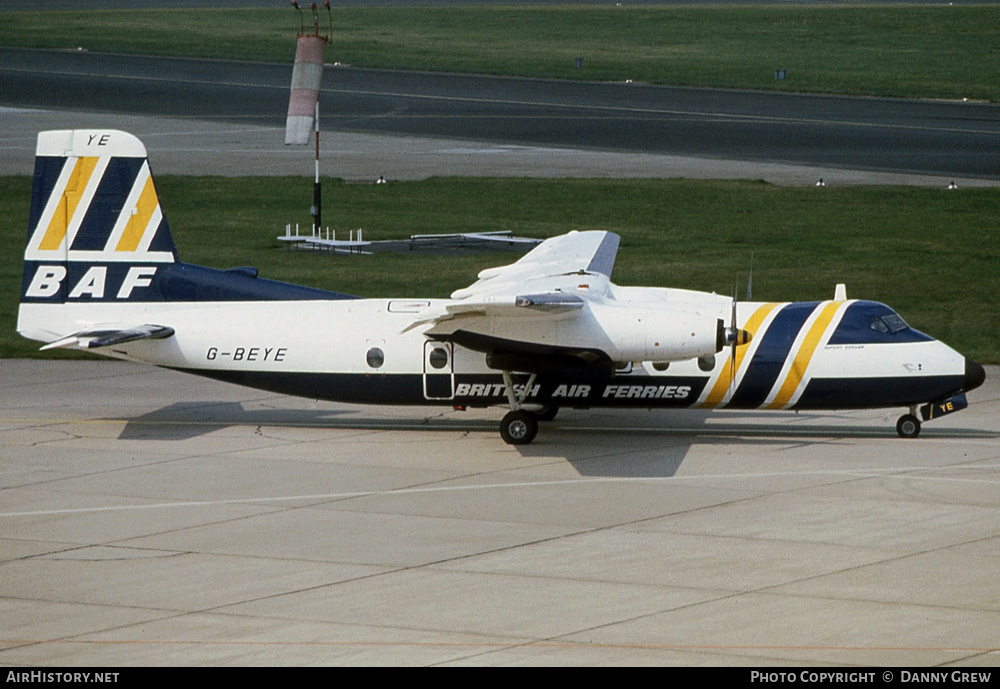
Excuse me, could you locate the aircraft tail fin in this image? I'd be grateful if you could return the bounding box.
[21,129,179,305]
[18,129,357,348]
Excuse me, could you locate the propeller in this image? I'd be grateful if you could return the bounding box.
[724,287,752,399]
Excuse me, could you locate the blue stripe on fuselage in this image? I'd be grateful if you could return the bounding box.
[20,260,359,303]
[797,375,964,409]
[156,263,359,302]
[728,302,818,409]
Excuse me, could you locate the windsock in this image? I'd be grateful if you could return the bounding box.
[285,34,327,145]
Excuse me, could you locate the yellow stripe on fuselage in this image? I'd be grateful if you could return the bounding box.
[767,301,842,409]
[115,174,158,252]
[37,156,99,251]
[700,302,780,408]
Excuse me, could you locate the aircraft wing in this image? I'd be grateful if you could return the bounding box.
[451,230,620,300]
[443,292,585,317]
[40,325,175,351]
[404,231,619,333]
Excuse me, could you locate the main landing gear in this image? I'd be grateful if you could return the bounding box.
[498,371,557,445]
[500,409,538,445]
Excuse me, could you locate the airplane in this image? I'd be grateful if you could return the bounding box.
[17,129,986,445]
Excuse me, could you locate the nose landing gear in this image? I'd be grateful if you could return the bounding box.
[896,413,921,439]
[898,393,971,439]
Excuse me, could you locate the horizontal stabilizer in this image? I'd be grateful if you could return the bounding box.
[41,324,175,351]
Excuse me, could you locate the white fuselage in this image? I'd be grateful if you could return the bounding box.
[17,287,971,412]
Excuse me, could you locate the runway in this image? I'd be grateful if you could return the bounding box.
[1,359,999,666]
[3,47,1000,184]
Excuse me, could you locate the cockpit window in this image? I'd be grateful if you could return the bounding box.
[870,313,908,334]
[828,301,931,345]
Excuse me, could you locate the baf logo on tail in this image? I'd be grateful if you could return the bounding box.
[22,130,175,304]
[16,129,986,445]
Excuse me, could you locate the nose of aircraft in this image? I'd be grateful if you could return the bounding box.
[965,358,986,392]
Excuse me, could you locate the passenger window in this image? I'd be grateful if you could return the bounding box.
[428,347,449,369]
[366,347,385,369]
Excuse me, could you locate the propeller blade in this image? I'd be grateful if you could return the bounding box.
[725,287,753,400]
[729,290,737,399]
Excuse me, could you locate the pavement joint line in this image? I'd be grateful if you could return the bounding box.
[3,464,1000,519]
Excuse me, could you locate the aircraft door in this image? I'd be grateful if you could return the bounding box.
[423,341,454,400]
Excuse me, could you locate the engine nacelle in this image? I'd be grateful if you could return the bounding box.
[596,307,724,363]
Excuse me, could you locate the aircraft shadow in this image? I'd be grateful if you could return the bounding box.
[116,401,356,441]
[115,403,996,478]
[523,410,998,476]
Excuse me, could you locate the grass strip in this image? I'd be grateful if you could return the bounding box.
[2,176,996,363]
[2,5,999,100]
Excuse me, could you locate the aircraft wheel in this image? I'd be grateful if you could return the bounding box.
[896,414,921,439]
[500,410,538,445]
[534,406,559,422]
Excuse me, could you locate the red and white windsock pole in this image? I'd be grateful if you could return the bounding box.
[286,2,331,230]
[285,31,327,146]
